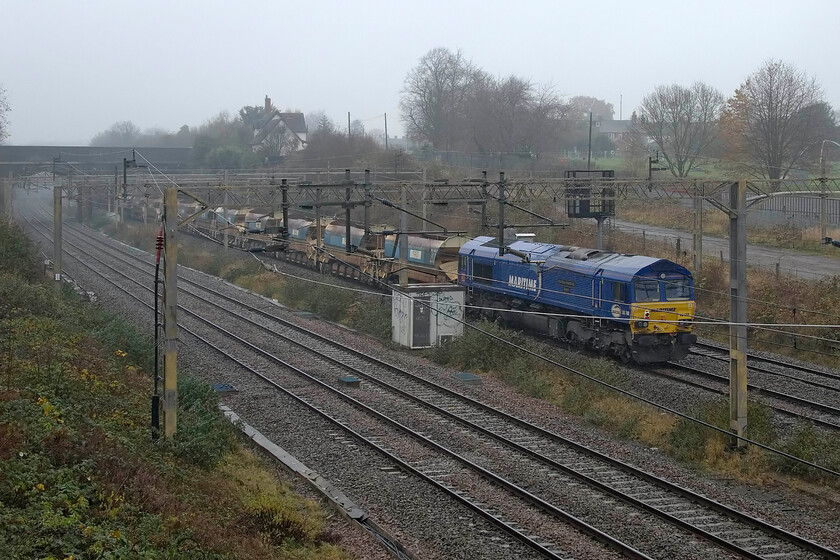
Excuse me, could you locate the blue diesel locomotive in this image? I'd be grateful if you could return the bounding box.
[458,236,697,363]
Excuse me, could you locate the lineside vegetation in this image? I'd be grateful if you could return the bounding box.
[0,221,352,559]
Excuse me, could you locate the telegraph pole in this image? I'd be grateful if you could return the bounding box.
[729,180,748,449]
[384,113,388,150]
[498,172,506,255]
[587,112,593,170]
[363,169,371,234]
[53,184,63,292]
[162,187,179,439]
[280,178,290,244]
[817,140,840,242]
[481,171,488,234]
[223,187,229,252]
[399,182,408,286]
[315,185,322,272]
[344,169,352,254]
[693,181,703,274]
[421,168,427,224]
[76,171,83,223]
[821,154,827,242]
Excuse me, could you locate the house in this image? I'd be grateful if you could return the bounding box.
[249,96,308,154]
[598,120,633,143]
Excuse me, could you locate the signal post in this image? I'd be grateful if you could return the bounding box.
[162,187,179,438]
[729,181,748,449]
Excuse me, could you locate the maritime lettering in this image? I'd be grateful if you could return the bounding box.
[508,275,538,291]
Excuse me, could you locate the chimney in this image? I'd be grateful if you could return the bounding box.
[265,95,271,113]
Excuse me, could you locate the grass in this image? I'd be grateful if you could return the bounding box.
[0,221,354,559]
[98,215,840,492]
[428,320,677,448]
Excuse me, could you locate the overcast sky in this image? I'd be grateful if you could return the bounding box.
[2,0,839,145]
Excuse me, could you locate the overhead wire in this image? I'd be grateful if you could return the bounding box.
[147,195,839,335]
[203,223,838,343]
[36,179,838,474]
[106,174,840,345]
[237,237,838,477]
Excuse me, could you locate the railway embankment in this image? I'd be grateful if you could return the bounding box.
[0,220,372,560]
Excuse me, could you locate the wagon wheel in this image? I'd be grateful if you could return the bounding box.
[493,311,508,328]
[616,345,633,364]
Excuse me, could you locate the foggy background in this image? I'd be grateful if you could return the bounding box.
[2,0,838,146]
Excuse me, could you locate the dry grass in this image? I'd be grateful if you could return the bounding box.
[699,436,772,483]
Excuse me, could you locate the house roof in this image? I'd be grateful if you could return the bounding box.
[251,111,308,146]
[277,112,307,134]
[598,120,633,135]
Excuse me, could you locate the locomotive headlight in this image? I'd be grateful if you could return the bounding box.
[678,320,691,327]
[635,321,649,328]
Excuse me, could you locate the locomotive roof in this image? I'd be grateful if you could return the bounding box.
[460,236,691,279]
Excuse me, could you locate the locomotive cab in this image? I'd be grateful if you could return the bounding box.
[628,272,696,362]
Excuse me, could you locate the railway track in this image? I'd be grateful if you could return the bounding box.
[691,342,840,387]
[21,212,840,560]
[24,215,625,559]
[655,356,840,431]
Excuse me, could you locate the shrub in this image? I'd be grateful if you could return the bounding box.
[498,355,550,399]
[164,375,239,469]
[86,310,156,373]
[774,423,840,482]
[430,320,532,373]
[0,275,62,319]
[0,221,41,281]
[345,295,392,339]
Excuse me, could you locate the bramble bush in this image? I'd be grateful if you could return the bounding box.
[1,218,353,559]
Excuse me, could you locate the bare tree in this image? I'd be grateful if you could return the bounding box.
[0,84,9,144]
[464,74,567,155]
[636,82,724,177]
[466,74,532,152]
[89,121,143,146]
[523,83,569,154]
[401,48,569,156]
[567,96,614,122]
[721,60,825,180]
[399,47,479,150]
